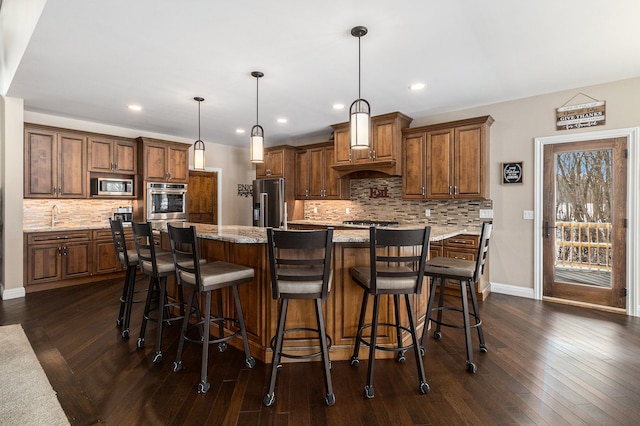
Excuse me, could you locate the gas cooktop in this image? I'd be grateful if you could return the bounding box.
[342,220,399,227]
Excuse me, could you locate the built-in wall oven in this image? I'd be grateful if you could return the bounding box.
[146,182,188,228]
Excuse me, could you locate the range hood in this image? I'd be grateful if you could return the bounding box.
[331,161,399,178]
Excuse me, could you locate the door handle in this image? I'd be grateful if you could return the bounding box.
[544,221,557,238]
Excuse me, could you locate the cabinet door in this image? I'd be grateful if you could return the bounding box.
[426,128,454,199]
[24,128,57,198]
[266,150,284,177]
[114,140,137,174]
[27,244,62,284]
[143,143,168,181]
[308,148,325,198]
[88,137,115,172]
[323,146,342,199]
[62,241,91,279]
[333,127,351,165]
[454,124,484,199]
[371,117,395,162]
[93,240,120,274]
[58,133,87,198]
[294,150,309,199]
[167,144,189,182]
[402,133,426,199]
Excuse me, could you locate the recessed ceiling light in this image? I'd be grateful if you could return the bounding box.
[236,128,246,134]
[277,118,288,123]
[409,83,426,91]
[128,105,142,111]
[333,103,345,110]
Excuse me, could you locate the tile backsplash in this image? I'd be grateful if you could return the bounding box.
[23,199,134,229]
[303,177,492,227]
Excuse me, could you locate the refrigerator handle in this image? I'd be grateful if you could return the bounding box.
[260,193,268,228]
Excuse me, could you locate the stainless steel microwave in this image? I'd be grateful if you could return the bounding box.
[90,177,134,196]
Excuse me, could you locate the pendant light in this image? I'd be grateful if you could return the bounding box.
[250,71,265,163]
[193,96,205,170]
[349,26,371,150]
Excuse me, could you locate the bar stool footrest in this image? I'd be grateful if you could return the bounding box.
[183,317,242,346]
[357,322,415,353]
[428,306,482,330]
[270,327,333,360]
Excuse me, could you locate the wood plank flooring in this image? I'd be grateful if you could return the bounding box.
[2,277,640,425]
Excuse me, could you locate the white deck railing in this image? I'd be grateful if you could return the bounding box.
[555,221,612,271]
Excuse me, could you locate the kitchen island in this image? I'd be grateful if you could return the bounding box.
[162,222,467,363]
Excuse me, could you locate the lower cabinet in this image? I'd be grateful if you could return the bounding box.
[24,228,132,292]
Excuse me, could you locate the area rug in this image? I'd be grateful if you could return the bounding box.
[0,324,69,425]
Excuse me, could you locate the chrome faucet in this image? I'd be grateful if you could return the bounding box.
[51,204,60,227]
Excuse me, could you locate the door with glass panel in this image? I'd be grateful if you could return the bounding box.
[542,138,627,308]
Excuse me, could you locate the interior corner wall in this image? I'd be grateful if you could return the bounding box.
[409,77,640,294]
[1,96,25,299]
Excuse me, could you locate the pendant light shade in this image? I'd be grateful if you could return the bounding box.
[349,26,371,150]
[250,71,265,163]
[193,96,205,170]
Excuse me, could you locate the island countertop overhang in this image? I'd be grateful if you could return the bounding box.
[165,222,468,244]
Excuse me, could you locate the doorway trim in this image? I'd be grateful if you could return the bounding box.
[534,128,639,316]
[189,166,223,226]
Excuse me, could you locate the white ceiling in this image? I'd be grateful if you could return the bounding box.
[7,0,640,148]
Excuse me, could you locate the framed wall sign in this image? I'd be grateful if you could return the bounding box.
[502,162,523,184]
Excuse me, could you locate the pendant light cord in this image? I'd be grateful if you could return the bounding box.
[255,76,259,126]
[197,99,201,140]
[358,34,361,99]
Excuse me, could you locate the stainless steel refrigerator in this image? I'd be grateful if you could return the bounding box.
[252,178,285,228]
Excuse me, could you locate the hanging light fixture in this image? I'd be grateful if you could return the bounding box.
[250,71,265,163]
[193,96,205,170]
[349,25,371,150]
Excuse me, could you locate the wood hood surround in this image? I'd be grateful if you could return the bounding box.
[330,112,412,178]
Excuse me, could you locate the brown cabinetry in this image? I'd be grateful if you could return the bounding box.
[88,137,137,174]
[136,137,190,183]
[255,145,296,179]
[92,229,121,274]
[331,112,412,176]
[402,116,493,200]
[24,126,87,198]
[25,231,91,288]
[295,142,348,200]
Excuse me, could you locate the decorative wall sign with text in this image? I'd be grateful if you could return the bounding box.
[237,184,253,197]
[556,93,606,131]
[369,187,389,198]
[502,162,523,185]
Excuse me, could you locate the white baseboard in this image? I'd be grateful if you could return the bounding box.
[490,282,535,299]
[1,285,26,300]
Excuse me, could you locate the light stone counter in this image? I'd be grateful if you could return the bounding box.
[166,222,466,244]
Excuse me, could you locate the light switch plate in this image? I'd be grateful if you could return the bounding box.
[479,209,493,219]
[424,209,430,217]
[523,210,534,220]
[346,207,350,214]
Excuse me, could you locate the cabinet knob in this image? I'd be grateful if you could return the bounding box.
[421,187,425,196]
[114,162,118,170]
[372,150,376,159]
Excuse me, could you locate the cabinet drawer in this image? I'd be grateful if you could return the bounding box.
[27,231,91,245]
[444,234,478,249]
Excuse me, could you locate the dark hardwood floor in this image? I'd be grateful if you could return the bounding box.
[2,277,640,425]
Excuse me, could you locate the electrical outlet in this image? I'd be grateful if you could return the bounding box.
[479,209,493,219]
[424,209,430,217]
[523,210,534,220]
[346,207,350,214]
[313,207,318,214]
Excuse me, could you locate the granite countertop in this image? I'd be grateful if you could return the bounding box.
[166,222,466,244]
[24,224,114,233]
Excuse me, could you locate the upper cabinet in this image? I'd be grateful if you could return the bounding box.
[402,115,493,200]
[295,142,349,200]
[331,112,412,177]
[88,137,137,174]
[136,137,190,183]
[24,126,87,198]
[255,145,296,179]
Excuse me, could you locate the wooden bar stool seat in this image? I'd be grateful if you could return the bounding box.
[168,224,255,394]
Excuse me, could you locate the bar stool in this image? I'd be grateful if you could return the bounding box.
[167,224,256,394]
[420,222,492,374]
[131,222,187,365]
[350,226,431,399]
[263,227,335,407]
[109,218,140,339]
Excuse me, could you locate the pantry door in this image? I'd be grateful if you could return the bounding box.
[542,138,627,308]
